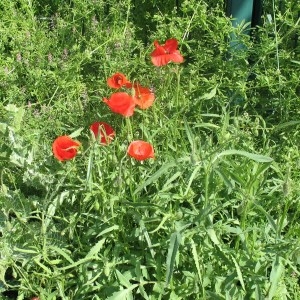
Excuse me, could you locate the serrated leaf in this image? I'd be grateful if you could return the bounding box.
[191,239,203,285]
[86,238,106,258]
[230,255,245,291]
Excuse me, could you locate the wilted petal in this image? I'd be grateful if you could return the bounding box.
[52,136,81,161]
[107,72,131,89]
[90,122,115,144]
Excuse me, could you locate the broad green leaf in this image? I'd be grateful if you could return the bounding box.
[267,256,284,299]
[115,270,131,288]
[138,285,149,300]
[5,104,24,132]
[212,149,273,164]
[106,284,138,300]
[206,228,220,245]
[69,127,84,138]
[199,86,217,100]
[165,231,182,286]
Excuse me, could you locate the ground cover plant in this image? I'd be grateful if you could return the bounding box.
[0,0,300,299]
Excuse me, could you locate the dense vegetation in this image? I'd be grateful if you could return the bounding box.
[0,0,299,299]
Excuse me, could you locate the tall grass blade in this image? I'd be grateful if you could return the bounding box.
[165,231,182,286]
[212,150,273,164]
[267,256,284,299]
[133,162,176,195]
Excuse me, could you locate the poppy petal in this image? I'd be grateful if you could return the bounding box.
[103,92,136,117]
[127,140,155,161]
[164,38,179,53]
[169,51,184,64]
[151,38,183,66]
[107,72,131,89]
[133,84,155,109]
[90,122,115,144]
[52,136,81,161]
[151,55,170,67]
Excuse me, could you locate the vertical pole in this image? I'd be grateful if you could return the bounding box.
[226,0,255,51]
[225,0,262,103]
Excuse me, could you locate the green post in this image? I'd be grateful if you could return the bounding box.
[226,0,262,51]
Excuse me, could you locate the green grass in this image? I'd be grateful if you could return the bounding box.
[1,0,300,299]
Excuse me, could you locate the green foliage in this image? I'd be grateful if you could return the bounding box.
[0,0,300,299]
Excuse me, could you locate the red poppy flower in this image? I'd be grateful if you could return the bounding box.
[107,72,131,89]
[132,84,155,109]
[103,92,136,117]
[52,136,81,161]
[90,122,115,144]
[127,140,155,161]
[150,38,184,67]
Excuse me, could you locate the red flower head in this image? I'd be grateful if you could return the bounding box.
[127,140,155,161]
[103,92,136,117]
[52,136,81,161]
[150,38,184,67]
[107,72,131,89]
[90,122,115,145]
[132,83,155,109]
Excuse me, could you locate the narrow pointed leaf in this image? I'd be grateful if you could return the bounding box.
[165,231,182,286]
[212,149,273,164]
